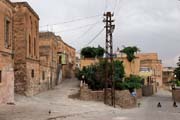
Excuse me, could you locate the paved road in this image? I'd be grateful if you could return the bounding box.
[0,78,180,120]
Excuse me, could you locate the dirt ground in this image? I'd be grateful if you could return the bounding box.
[0,78,180,120]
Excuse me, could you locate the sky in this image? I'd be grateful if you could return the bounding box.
[11,0,180,67]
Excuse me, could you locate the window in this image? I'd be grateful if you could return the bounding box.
[30,16,32,32]
[59,56,62,64]
[31,69,34,78]
[42,71,45,80]
[29,35,31,55]
[34,38,36,57]
[0,71,2,83]
[5,18,10,48]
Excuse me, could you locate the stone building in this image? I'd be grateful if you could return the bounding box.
[56,36,76,79]
[138,53,163,87]
[163,67,175,86]
[80,52,163,87]
[39,32,58,91]
[13,2,40,96]
[0,0,14,104]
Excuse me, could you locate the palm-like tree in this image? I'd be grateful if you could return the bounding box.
[121,46,140,74]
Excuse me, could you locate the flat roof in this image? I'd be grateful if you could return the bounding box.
[13,2,39,20]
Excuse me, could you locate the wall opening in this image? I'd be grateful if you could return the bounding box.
[31,69,34,78]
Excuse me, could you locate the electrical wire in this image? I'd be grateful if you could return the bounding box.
[74,21,103,40]
[85,27,105,46]
[77,27,105,52]
[54,21,101,33]
[40,14,102,28]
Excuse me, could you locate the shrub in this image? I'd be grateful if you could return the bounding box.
[77,60,125,90]
[115,75,143,91]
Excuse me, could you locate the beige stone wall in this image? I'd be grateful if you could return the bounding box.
[173,89,180,103]
[80,57,140,77]
[136,88,142,99]
[138,53,158,60]
[80,85,136,108]
[0,54,14,104]
[25,60,40,96]
[56,36,76,79]
[0,0,14,104]
[115,57,140,77]
[13,2,40,96]
[39,65,50,92]
[80,58,99,69]
[163,67,174,85]
[39,32,58,90]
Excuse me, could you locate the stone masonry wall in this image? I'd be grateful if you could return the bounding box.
[0,54,14,104]
[26,60,40,96]
[39,65,50,92]
[80,84,136,108]
[0,0,14,104]
[136,88,143,99]
[173,88,180,103]
[13,9,27,94]
[13,2,40,96]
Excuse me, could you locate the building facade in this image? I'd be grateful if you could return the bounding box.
[56,36,76,79]
[0,0,14,104]
[39,32,58,91]
[0,1,76,101]
[80,52,163,87]
[13,2,40,96]
[162,67,175,86]
[138,53,163,87]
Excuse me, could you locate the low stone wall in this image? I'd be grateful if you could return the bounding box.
[136,88,142,99]
[173,88,180,102]
[142,85,153,96]
[80,84,136,108]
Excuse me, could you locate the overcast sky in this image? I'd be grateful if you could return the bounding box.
[11,0,180,67]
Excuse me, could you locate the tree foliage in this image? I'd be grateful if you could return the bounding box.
[76,60,125,90]
[115,75,143,91]
[121,46,140,62]
[174,57,180,80]
[81,46,105,58]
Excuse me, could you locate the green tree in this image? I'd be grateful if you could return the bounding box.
[81,46,105,58]
[81,47,96,58]
[174,57,180,80]
[121,46,140,74]
[95,46,105,58]
[115,75,143,90]
[77,60,125,90]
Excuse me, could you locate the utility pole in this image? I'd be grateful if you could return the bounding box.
[103,12,115,107]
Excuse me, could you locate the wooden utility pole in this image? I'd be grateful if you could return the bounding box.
[103,12,115,107]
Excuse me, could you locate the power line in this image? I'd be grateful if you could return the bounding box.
[75,21,103,40]
[55,21,101,33]
[40,14,102,28]
[77,27,105,52]
[85,27,105,46]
